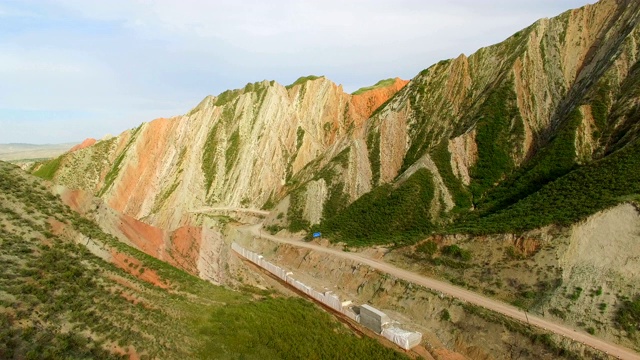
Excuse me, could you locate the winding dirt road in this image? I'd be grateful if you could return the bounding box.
[240,223,640,360]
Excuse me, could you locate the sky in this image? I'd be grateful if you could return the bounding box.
[1,0,592,144]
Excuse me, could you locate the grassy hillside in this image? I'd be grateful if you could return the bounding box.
[0,161,407,359]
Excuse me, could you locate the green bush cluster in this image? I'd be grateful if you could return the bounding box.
[615,294,640,336]
[416,240,437,257]
[441,245,472,261]
[313,169,435,247]
[452,137,640,234]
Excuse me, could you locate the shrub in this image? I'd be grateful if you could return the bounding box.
[615,294,640,335]
[416,241,437,257]
[441,245,471,261]
[440,309,451,321]
[315,169,435,247]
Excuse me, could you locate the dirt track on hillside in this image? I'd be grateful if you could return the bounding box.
[240,223,640,360]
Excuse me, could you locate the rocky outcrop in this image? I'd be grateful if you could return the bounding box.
[447,130,477,186]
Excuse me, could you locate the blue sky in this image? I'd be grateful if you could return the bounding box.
[1,0,591,144]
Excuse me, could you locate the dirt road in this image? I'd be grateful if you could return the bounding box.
[241,223,640,360]
[190,207,269,216]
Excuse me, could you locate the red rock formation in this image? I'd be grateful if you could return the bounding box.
[69,138,97,152]
[58,186,204,278]
[350,78,409,125]
[110,250,170,289]
[168,226,202,275]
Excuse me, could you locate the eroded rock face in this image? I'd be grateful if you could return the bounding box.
[55,186,233,284]
[40,1,640,232]
[286,0,640,225]
[447,130,477,186]
[44,78,407,230]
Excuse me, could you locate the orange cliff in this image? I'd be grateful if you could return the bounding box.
[350,78,409,122]
[69,138,97,152]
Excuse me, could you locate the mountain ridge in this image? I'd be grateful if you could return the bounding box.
[31,0,640,243]
[24,0,640,355]
[32,76,408,231]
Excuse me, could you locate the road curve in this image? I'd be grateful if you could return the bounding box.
[240,223,640,360]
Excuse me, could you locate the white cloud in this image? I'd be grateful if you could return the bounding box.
[1,0,593,143]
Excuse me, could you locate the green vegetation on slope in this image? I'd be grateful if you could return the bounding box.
[32,156,63,180]
[400,70,438,174]
[469,81,524,200]
[0,162,409,359]
[287,189,311,232]
[452,138,640,234]
[430,141,472,212]
[599,62,640,154]
[615,294,640,336]
[285,75,324,89]
[367,128,381,186]
[214,89,242,107]
[315,74,636,244]
[313,168,435,247]
[472,108,581,216]
[198,297,407,359]
[225,129,241,174]
[98,125,143,197]
[202,122,221,193]
[352,78,396,95]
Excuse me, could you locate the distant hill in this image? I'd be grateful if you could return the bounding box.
[0,142,76,161]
